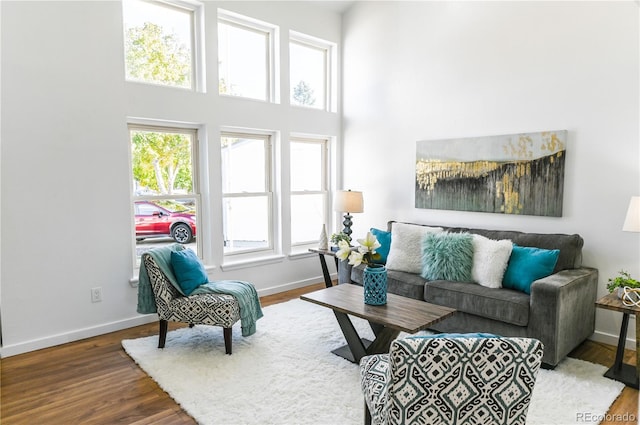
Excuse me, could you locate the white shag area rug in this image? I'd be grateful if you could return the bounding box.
[122,298,625,425]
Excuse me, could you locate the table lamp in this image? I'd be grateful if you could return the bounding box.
[623,196,640,232]
[333,190,364,241]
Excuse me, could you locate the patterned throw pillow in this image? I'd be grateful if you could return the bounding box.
[421,232,474,281]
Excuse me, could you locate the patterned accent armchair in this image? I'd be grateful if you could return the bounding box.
[143,254,241,354]
[360,336,543,425]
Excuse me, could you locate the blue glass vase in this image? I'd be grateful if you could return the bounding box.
[363,265,387,305]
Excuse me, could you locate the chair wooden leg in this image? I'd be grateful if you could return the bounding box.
[224,327,232,355]
[364,400,372,425]
[158,319,168,348]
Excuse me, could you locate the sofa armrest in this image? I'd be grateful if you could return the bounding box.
[528,267,598,366]
[337,247,362,284]
[338,258,353,284]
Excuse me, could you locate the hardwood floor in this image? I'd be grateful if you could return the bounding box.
[1,282,638,425]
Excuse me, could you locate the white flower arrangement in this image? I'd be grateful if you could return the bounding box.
[335,231,382,267]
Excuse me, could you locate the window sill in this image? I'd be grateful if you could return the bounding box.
[288,250,317,260]
[221,254,285,271]
[129,264,218,287]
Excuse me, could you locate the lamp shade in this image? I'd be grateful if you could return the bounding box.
[333,190,364,213]
[623,196,640,232]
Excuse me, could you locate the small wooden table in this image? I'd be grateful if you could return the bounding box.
[595,293,639,389]
[308,248,338,288]
[301,284,456,363]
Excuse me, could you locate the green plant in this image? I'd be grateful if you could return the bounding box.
[606,270,640,293]
[330,232,351,245]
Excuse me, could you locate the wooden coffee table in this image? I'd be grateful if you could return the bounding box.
[300,284,456,363]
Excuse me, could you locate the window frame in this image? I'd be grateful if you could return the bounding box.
[220,130,276,258]
[289,31,336,112]
[122,0,205,92]
[217,9,279,103]
[128,123,202,266]
[289,136,330,249]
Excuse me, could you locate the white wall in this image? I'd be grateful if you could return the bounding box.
[0,1,342,356]
[343,1,640,347]
[2,0,638,357]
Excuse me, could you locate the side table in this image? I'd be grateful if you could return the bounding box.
[595,292,639,389]
[309,248,339,288]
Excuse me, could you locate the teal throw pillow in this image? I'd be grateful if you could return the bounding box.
[370,227,391,264]
[421,232,474,281]
[502,245,560,294]
[170,249,208,295]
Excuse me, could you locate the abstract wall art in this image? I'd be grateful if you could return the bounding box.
[415,130,566,216]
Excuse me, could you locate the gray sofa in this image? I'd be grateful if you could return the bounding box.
[344,221,598,367]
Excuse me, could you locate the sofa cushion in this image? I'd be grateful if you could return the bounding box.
[386,223,443,274]
[502,245,560,294]
[421,232,474,282]
[510,232,580,272]
[451,227,582,272]
[390,221,582,273]
[370,227,391,264]
[471,234,513,288]
[424,280,530,326]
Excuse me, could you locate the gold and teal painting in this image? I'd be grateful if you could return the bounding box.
[415,130,566,216]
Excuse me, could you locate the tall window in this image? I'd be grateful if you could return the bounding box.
[122,0,198,89]
[130,125,199,264]
[221,132,273,254]
[290,137,329,247]
[290,32,334,111]
[218,9,277,102]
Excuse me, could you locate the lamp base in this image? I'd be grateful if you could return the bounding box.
[342,213,353,241]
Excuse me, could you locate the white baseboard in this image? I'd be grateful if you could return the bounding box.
[257,275,334,297]
[0,314,157,358]
[0,275,333,358]
[589,329,636,351]
[12,273,626,360]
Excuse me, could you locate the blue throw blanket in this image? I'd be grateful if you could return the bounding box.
[137,244,263,336]
[193,281,263,337]
[137,244,186,314]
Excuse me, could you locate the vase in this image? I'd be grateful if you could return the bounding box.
[318,224,329,250]
[363,265,387,305]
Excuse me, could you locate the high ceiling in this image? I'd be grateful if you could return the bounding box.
[306,1,355,13]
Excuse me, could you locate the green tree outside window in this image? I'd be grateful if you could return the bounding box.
[131,131,193,195]
[125,22,191,88]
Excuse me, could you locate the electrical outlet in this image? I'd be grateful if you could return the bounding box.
[91,287,102,303]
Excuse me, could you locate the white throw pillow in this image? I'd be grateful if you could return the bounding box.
[386,223,443,274]
[471,234,513,288]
